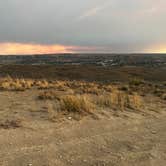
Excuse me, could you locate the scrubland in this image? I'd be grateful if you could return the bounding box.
[0,69,166,165]
[0,76,165,125]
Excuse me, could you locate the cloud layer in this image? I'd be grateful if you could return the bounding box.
[0,0,166,53]
[0,43,74,55]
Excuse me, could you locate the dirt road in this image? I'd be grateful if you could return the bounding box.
[0,111,166,166]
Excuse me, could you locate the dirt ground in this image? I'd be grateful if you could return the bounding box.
[0,89,166,166]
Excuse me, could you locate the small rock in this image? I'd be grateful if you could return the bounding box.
[68,117,72,120]
[151,131,157,134]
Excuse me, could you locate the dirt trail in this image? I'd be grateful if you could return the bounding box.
[0,112,166,166]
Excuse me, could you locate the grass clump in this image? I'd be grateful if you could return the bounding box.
[35,80,51,89]
[80,86,101,95]
[60,95,93,114]
[96,91,142,110]
[38,91,60,100]
[0,77,34,91]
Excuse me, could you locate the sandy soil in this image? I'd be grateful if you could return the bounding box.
[0,90,166,166]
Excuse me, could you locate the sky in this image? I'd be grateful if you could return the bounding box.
[0,0,166,54]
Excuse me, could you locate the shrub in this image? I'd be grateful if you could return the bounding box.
[129,78,144,86]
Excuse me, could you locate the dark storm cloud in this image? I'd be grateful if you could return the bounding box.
[0,0,166,52]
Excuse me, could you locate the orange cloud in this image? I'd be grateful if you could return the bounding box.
[0,43,74,55]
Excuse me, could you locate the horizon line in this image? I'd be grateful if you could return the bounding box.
[0,52,166,56]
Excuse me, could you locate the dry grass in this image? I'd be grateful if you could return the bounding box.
[102,84,114,92]
[46,102,58,121]
[0,77,34,91]
[38,91,60,100]
[35,80,50,89]
[60,95,94,114]
[0,77,73,92]
[79,86,101,95]
[95,90,142,110]
[66,81,102,94]
[0,76,157,114]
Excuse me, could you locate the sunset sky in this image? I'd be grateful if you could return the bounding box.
[0,0,166,54]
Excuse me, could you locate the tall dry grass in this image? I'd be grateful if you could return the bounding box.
[0,77,144,112]
[95,90,142,110]
[60,95,94,114]
[0,77,34,91]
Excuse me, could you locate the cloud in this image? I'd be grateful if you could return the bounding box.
[78,2,111,20]
[0,42,113,55]
[0,0,166,53]
[0,43,74,55]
